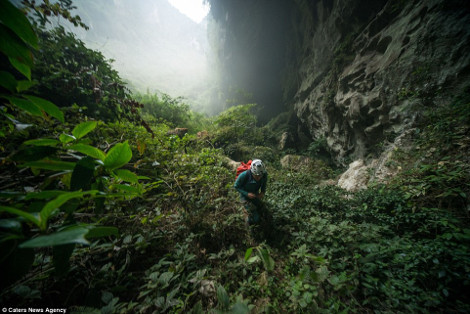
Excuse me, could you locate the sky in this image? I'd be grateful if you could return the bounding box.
[168,0,210,23]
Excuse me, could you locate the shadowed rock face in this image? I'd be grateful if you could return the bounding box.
[207,0,469,165]
[288,0,470,165]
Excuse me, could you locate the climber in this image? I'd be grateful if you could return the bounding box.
[234,159,268,225]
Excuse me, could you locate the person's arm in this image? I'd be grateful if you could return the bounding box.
[257,174,267,199]
[261,173,267,193]
[234,171,249,198]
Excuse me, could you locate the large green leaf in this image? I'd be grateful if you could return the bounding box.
[72,121,98,139]
[244,247,253,261]
[104,141,132,170]
[4,96,42,116]
[71,157,95,191]
[0,205,40,227]
[0,25,33,64]
[39,191,98,230]
[19,225,118,249]
[11,146,57,162]
[16,79,35,92]
[9,57,31,80]
[59,133,76,144]
[216,285,230,310]
[24,190,66,200]
[23,95,64,123]
[114,169,139,183]
[24,138,61,147]
[69,144,105,161]
[22,159,75,171]
[0,70,17,92]
[19,228,90,248]
[257,247,275,272]
[111,184,142,195]
[0,0,38,49]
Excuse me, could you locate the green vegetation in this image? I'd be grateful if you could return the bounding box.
[135,93,191,127]
[31,26,133,122]
[1,1,469,313]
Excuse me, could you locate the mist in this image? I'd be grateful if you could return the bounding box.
[16,0,292,118]
[62,0,211,111]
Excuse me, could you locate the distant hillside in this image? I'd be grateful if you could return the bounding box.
[67,0,209,106]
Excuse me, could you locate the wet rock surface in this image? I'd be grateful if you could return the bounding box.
[288,0,470,165]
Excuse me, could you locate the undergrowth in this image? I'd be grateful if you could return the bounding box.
[1,2,470,313]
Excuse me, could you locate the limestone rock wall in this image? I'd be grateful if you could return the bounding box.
[288,0,470,165]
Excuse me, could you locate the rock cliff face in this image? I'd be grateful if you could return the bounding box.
[288,0,470,164]
[207,0,470,169]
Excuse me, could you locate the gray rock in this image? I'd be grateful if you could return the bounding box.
[222,156,240,172]
[166,127,188,138]
[278,131,295,150]
[288,0,470,165]
[199,280,215,297]
[280,154,313,169]
[337,128,415,190]
[337,160,370,191]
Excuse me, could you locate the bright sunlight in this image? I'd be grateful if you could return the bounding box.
[168,0,210,23]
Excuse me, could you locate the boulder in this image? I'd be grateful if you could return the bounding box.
[197,130,209,139]
[166,127,188,138]
[337,160,370,192]
[222,156,240,172]
[280,154,312,170]
[199,280,215,297]
[319,179,337,187]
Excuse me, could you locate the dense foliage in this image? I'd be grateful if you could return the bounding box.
[31,26,133,122]
[1,1,469,313]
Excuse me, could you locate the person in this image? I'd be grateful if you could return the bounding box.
[234,159,268,225]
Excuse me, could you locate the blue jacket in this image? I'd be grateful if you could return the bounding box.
[234,170,267,201]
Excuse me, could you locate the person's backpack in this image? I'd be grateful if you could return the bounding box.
[235,160,252,179]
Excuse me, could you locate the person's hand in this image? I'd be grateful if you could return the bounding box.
[247,193,256,199]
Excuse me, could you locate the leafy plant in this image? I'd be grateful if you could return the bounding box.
[21,0,89,29]
[0,3,146,290]
[135,92,192,128]
[30,26,135,122]
[0,0,65,138]
[2,1,470,313]
[0,119,150,286]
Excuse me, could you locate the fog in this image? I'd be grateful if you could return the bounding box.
[17,0,292,118]
[62,0,211,111]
